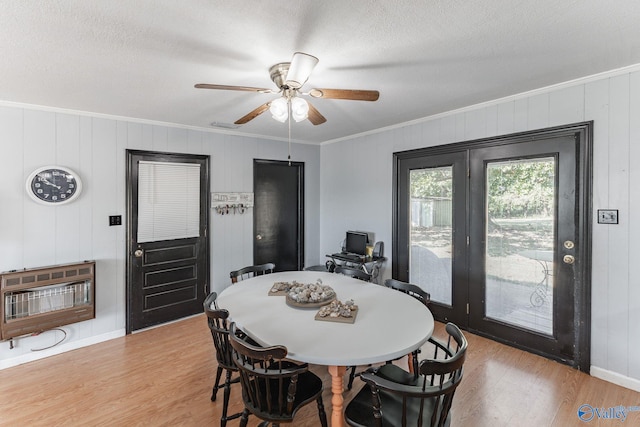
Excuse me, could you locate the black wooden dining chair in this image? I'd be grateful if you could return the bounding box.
[334,266,371,282]
[230,262,275,284]
[384,278,431,374]
[344,322,467,427]
[385,278,431,306]
[203,292,243,427]
[228,322,328,427]
[303,264,329,272]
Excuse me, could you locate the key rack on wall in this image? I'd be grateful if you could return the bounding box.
[211,192,253,215]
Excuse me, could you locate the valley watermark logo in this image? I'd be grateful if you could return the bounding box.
[577,404,640,422]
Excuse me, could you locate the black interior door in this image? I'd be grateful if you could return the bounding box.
[253,159,304,271]
[126,150,209,332]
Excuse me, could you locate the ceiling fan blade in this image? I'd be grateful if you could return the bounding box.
[308,88,379,101]
[234,102,270,125]
[195,83,274,93]
[306,101,327,126]
[285,52,319,89]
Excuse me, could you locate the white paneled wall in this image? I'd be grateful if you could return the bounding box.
[320,68,640,390]
[0,110,320,367]
[2,65,639,391]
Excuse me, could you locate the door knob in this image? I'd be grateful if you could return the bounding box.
[563,240,575,250]
[256,234,262,240]
[134,249,143,257]
[563,254,575,264]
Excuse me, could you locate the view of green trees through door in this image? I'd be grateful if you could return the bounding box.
[484,158,555,335]
[409,160,555,335]
[409,167,454,306]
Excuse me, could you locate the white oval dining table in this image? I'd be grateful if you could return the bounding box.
[216,271,434,427]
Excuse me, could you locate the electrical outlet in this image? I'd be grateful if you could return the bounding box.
[597,209,618,224]
[109,215,122,226]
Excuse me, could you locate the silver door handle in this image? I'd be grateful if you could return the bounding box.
[256,234,262,240]
[563,255,575,264]
[134,249,143,257]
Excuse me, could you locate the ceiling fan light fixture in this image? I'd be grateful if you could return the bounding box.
[269,97,288,122]
[195,52,377,127]
[291,97,309,122]
[285,52,318,89]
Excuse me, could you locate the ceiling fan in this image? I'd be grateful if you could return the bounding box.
[195,52,380,126]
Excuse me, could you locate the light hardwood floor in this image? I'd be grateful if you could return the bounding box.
[1,315,639,426]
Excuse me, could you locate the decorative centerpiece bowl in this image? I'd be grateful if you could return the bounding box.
[283,280,336,308]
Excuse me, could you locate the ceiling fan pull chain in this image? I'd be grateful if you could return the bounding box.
[288,98,292,166]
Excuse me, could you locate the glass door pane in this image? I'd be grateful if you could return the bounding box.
[409,167,453,305]
[484,158,555,335]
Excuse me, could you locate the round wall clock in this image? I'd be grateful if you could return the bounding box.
[26,166,83,205]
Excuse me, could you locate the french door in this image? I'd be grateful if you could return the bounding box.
[393,122,592,369]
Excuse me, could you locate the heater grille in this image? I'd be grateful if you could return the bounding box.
[1,261,95,340]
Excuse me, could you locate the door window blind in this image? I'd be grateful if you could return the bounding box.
[137,161,201,243]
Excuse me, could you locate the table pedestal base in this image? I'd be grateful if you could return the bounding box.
[328,365,347,427]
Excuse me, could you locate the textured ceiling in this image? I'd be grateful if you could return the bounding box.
[2,0,640,143]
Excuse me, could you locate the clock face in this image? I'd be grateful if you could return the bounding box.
[26,166,82,205]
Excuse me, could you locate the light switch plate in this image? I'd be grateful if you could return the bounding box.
[597,209,618,224]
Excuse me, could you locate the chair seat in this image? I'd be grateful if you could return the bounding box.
[345,383,449,427]
[373,363,419,386]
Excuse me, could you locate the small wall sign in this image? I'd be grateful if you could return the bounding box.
[211,192,254,208]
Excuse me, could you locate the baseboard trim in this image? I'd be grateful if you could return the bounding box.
[131,313,202,334]
[0,329,126,370]
[591,366,640,392]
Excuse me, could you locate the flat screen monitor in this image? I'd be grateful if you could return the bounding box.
[345,231,368,255]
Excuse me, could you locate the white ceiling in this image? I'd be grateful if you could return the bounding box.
[2,0,640,144]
